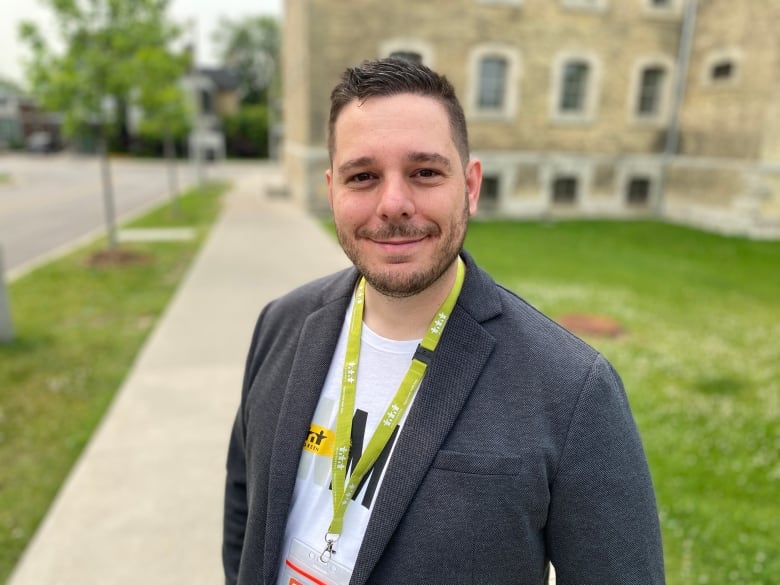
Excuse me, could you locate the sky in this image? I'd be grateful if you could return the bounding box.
[0,0,283,87]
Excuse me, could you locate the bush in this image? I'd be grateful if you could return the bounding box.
[223,105,269,158]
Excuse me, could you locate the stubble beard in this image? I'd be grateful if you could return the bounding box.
[336,198,470,299]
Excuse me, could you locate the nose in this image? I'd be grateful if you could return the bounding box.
[376,173,415,221]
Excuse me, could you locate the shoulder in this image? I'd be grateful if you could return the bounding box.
[259,267,358,326]
[459,251,598,369]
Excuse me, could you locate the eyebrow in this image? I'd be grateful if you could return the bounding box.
[337,156,375,177]
[406,151,453,171]
[336,152,453,177]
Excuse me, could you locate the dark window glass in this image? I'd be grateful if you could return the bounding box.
[560,61,589,112]
[627,177,651,206]
[552,175,578,204]
[389,51,423,64]
[479,56,508,109]
[637,66,665,115]
[711,61,734,80]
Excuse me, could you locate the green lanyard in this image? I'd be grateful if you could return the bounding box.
[322,257,466,562]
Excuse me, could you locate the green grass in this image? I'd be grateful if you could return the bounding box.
[464,219,779,584]
[0,182,227,582]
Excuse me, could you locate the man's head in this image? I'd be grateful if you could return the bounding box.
[326,58,481,299]
[328,58,470,169]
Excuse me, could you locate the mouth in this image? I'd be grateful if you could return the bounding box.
[369,236,429,255]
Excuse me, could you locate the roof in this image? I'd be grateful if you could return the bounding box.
[197,67,241,91]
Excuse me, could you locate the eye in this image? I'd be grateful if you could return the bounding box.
[414,168,440,179]
[350,172,375,183]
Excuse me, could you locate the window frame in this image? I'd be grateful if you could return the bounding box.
[469,45,521,120]
[628,56,674,126]
[701,49,742,88]
[550,51,602,124]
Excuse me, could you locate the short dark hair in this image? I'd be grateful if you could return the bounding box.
[328,58,470,167]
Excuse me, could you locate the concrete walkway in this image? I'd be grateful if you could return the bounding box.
[8,165,350,585]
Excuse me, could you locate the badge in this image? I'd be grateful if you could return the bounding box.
[279,539,352,585]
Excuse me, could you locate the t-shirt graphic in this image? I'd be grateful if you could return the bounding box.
[278,314,421,582]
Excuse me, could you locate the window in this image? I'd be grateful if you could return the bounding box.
[637,66,665,116]
[643,0,681,15]
[551,53,601,123]
[389,51,422,64]
[199,89,213,115]
[469,45,520,119]
[702,50,741,87]
[559,61,589,113]
[561,0,608,11]
[478,56,508,110]
[380,39,434,68]
[480,174,501,210]
[711,60,734,81]
[626,177,651,206]
[552,175,578,205]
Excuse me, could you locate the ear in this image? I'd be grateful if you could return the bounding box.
[326,168,334,210]
[465,159,482,216]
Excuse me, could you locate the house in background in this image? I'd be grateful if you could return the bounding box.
[182,67,241,161]
[0,81,61,152]
[282,0,780,238]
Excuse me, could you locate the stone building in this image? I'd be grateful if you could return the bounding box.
[282,0,780,238]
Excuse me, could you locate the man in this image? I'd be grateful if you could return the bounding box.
[223,58,665,585]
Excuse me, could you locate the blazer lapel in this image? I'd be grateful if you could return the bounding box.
[263,289,353,583]
[350,304,497,584]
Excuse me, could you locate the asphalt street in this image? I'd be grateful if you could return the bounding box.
[0,153,257,279]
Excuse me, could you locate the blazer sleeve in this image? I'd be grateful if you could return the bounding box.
[545,355,665,584]
[222,308,267,585]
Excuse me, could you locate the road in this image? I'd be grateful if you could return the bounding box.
[0,153,259,279]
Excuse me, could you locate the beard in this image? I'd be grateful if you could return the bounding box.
[335,197,470,298]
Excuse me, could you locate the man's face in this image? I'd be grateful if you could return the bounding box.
[326,94,481,298]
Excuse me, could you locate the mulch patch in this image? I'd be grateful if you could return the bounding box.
[85,249,153,268]
[556,313,626,338]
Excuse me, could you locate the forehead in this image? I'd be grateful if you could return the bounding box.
[331,94,455,159]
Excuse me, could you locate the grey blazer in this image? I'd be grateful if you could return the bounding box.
[223,251,665,585]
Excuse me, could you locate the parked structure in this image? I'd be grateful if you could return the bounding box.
[282,0,780,238]
[0,81,61,152]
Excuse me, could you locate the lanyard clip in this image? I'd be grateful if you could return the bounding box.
[320,534,339,563]
[413,344,434,366]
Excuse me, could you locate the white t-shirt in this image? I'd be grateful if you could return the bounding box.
[277,301,420,585]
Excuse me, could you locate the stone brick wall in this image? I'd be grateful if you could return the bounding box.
[282,0,780,237]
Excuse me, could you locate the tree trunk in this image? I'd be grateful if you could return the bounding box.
[163,130,180,214]
[97,132,119,250]
[0,247,14,344]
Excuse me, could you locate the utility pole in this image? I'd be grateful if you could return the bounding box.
[0,247,15,343]
[657,0,698,216]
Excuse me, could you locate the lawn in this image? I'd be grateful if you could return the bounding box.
[464,219,779,585]
[0,182,226,582]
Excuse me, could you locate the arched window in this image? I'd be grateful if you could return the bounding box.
[637,66,666,116]
[559,60,590,113]
[469,45,520,119]
[389,51,423,64]
[478,56,509,110]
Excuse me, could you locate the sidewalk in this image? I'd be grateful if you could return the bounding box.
[8,166,350,585]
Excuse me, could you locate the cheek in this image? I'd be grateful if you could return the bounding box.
[333,196,374,224]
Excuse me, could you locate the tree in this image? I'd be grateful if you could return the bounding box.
[135,46,192,210]
[212,15,280,105]
[19,0,186,250]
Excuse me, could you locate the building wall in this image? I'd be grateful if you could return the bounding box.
[283,0,780,237]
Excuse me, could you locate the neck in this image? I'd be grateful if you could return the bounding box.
[362,260,459,341]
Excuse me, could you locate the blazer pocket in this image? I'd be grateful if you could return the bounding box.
[431,450,524,476]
